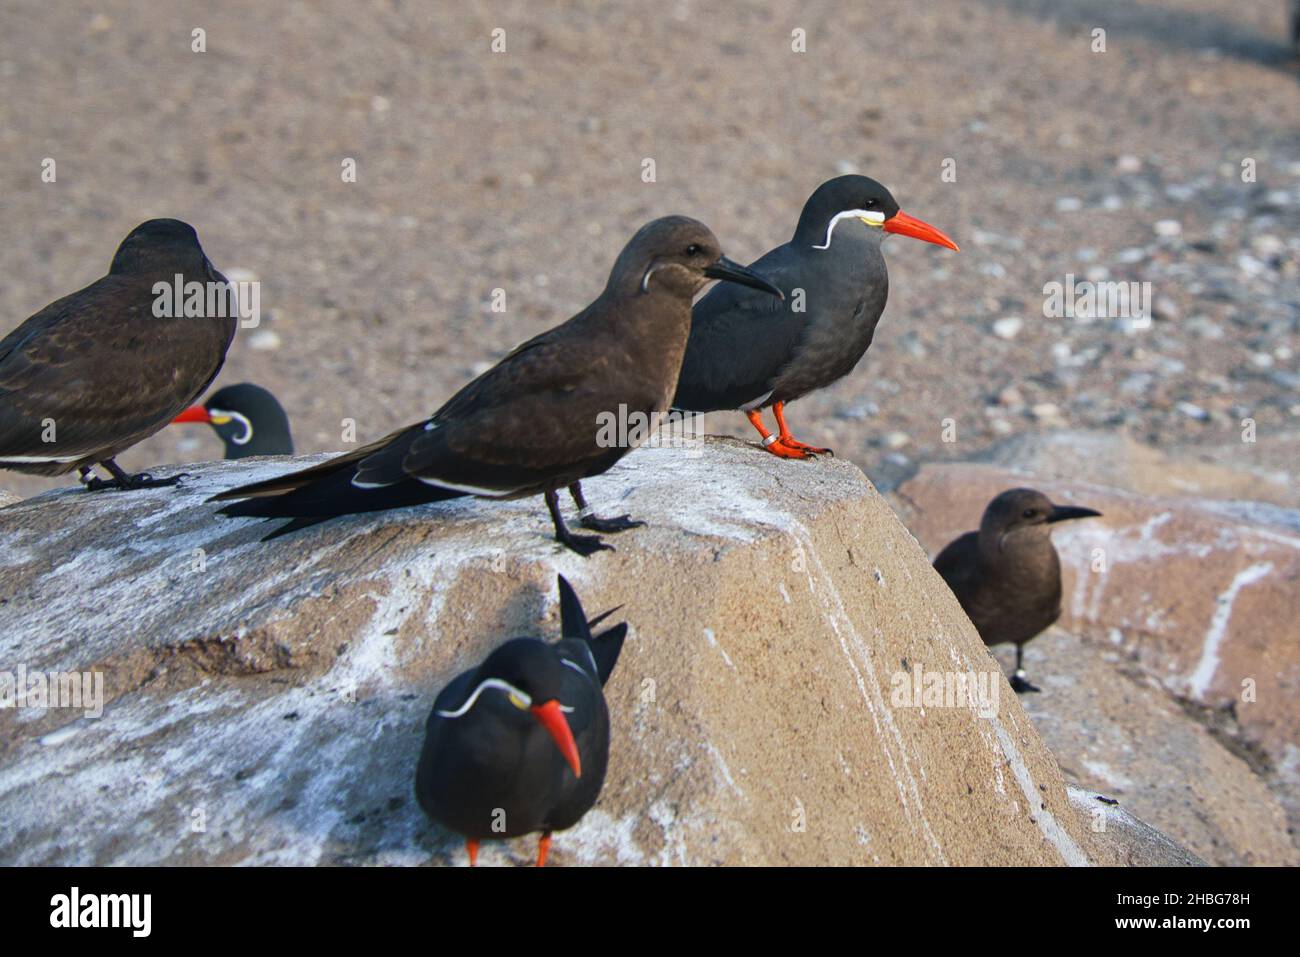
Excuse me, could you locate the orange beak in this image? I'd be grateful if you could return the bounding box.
[172,405,212,424]
[883,210,960,251]
[530,700,581,778]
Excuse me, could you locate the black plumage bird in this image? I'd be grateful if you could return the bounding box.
[932,488,1101,693]
[210,216,781,555]
[673,176,957,459]
[0,219,236,489]
[172,382,293,458]
[415,575,627,866]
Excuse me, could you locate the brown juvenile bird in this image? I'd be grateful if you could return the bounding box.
[932,487,1100,693]
[0,219,236,490]
[211,216,781,556]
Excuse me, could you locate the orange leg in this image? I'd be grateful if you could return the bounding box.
[745,409,813,459]
[772,402,832,456]
[536,831,552,868]
[466,838,479,867]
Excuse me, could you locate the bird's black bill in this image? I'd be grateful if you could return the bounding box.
[1047,504,1102,523]
[703,257,784,299]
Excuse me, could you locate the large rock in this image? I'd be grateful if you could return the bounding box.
[0,438,1164,866]
[1018,629,1292,865]
[1066,787,1206,867]
[969,429,1300,509]
[896,448,1300,864]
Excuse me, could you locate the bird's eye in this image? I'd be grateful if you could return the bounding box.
[1022,508,1037,519]
[685,244,701,256]
[864,199,878,209]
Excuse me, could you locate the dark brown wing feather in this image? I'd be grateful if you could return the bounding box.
[214,299,669,514]
[932,532,981,609]
[0,274,235,467]
[207,427,411,501]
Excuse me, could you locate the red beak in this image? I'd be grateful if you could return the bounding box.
[172,405,212,424]
[883,210,959,251]
[530,700,581,778]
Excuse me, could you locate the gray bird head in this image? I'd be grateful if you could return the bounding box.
[793,175,959,253]
[980,487,1102,544]
[609,216,782,301]
[109,218,221,280]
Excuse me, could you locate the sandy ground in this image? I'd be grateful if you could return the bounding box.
[0,0,1296,499]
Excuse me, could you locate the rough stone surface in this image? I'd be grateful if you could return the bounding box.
[1,439,1139,866]
[1013,630,1294,865]
[970,430,1300,509]
[1066,787,1206,867]
[897,452,1300,864]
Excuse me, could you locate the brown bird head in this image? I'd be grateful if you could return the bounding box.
[980,487,1102,547]
[109,218,222,282]
[611,216,783,301]
[794,175,959,252]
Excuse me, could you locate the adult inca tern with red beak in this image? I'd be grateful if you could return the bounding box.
[173,382,293,459]
[672,176,958,458]
[415,575,627,866]
[211,216,781,555]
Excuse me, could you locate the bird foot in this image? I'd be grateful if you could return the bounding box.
[779,436,833,456]
[466,839,479,867]
[556,529,614,557]
[762,439,820,460]
[536,832,552,868]
[81,470,187,492]
[1009,671,1041,694]
[579,512,644,534]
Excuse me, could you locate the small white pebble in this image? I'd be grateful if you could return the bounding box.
[992,317,1023,340]
[247,329,281,351]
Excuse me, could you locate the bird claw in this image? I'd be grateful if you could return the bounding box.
[557,531,614,557]
[1009,672,1041,694]
[763,440,819,460]
[579,513,644,533]
[780,438,834,456]
[124,472,187,490]
[83,470,186,492]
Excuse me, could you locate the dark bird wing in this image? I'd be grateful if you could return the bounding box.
[383,324,649,490]
[211,312,649,526]
[0,276,234,464]
[209,427,412,501]
[557,574,626,686]
[932,531,981,608]
[673,244,811,412]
